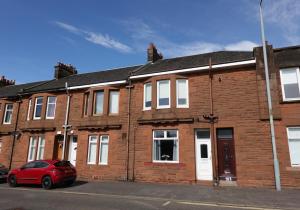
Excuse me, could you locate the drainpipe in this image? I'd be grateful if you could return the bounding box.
[62,82,71,160]
[126,79,133,181]
[8,95,22,170]
[259,0,281,191]
[208,58,219,186]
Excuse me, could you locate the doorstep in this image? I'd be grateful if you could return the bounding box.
[219,180,238,187]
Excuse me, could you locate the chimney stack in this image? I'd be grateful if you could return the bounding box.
[147,43,163,63]
[0,76,15,87]
[54,62,77,79]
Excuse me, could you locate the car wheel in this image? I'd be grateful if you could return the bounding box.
[42,176,52,190]
[8,175,17,187]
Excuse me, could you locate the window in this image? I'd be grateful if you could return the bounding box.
[28,137,37,161]
[287,127,300,167]
[3,104,13,124]
[87,136,98,164]
[34,161,49,168]
[109,91,119,114]
[157,80,170,109]
[280,68,300,101]
[83,92,89,116]
[36,137,45,160]
[27,99,32,121]
[87,135,110,165]
[99,135,109,165]
[27,136,45,161]
[176,79,189,108]
[0,141,2,154]
[34,97,43,119]
[94,91,104,115]
[46,96,56,119]
[153,130,179,162]
[143,83,152,110]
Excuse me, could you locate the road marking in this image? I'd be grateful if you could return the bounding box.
[178,201,283,210]
[0,186,293,210]
[162,201,170,206]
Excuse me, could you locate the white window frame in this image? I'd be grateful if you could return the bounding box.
[0,141,2,154]
[46,96,57,119]
[109,90,120,114]
[153,130,179,163]
[176,79,189,108]
[143,83,152,110]
[3,103,13,124]
[36,137,45,160]
[157,80,171,109]
[287,127,300,167]
[33,97,43,120]
[27,99,32,121]
[99,135,109,165]
[87,136,98,164]
[27,137,37,162]
[280,67,300,101]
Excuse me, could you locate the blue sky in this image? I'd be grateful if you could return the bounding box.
[0,0,299,84]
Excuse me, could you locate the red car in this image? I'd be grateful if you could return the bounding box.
[7,160,76,189]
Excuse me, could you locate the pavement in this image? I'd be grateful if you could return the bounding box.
[0,180,299,210]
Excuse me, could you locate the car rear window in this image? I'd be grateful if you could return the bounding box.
[54,161,71,167]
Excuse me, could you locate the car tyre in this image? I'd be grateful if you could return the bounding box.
[42,176,52,190]
[8,175,17,187]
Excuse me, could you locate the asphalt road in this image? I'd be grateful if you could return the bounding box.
[0,185,283,210]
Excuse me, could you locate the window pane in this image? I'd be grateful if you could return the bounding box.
[281,69,298,84]
[37,137,45,160]
[177,80,188,105]
[95,91,104,114]
[88,136,97,164]
[153,140,178,161]
[217,128,233,139]
[100,142,108,164]
[35,97,43,118]
[46,97,56,118]
[284,84,300,99]
[154,130,164,138]
[289,140,300,166]
[197,130,210,139]
[144,83,152,108]
[288,128,300,139]
[84,93,89,116]
[166,130,177,138]
[109,91,119,114]
[28,137,37,161]
[200,144,208,158]
[158,80,170,106]
[27,99,32,121]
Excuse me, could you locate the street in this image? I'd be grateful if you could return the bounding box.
[0,182,299,210]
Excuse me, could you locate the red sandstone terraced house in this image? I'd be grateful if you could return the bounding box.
[0,44,299,188]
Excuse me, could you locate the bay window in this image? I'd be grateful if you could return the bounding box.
[153,130,179,163]
[27,99,32,121]
[280,68,300,101]
[176,79,189,108]
[143,83,152,110]
[157,80,170,109]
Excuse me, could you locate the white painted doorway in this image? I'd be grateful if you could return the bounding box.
[195,129,213,180]
[68,136,77,166]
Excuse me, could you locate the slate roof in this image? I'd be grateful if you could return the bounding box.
[24,65,142,94]
[131,51,254,76]
[0,50,255,98]
[0,81,48,98]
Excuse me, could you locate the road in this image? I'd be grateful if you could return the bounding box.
[0,185,287,210]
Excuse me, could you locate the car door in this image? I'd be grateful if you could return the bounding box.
[16,162,36,184]
[32,161,49,184]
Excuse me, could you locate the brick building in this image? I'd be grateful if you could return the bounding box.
[0,44,299,188]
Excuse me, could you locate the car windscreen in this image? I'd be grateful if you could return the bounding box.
[54,161,71,167]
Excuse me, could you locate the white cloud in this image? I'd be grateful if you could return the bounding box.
[122,19,257,57]
[54,21,132,53]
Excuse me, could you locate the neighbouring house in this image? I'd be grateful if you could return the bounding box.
[0,44,299,188]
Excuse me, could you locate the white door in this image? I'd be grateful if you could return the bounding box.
[195,129,213,180]
[68,136,77,166]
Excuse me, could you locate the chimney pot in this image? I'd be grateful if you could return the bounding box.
[54,62,78,79]
[0,76,15,87]
[147,43,163,63]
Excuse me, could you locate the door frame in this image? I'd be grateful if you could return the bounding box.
[195,129,213,181]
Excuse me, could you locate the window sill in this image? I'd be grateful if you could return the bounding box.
[286,166,300,171]
[280,99,300,104]
[144,162,186,168]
